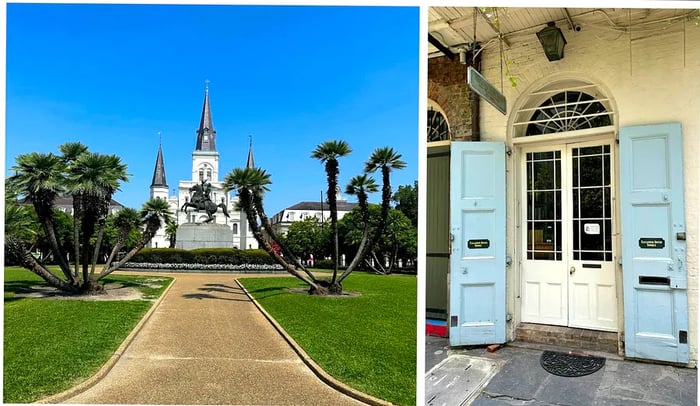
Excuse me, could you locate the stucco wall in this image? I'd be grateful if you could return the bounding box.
[472,17,699,364]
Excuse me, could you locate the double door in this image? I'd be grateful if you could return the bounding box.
[520,141,617,331]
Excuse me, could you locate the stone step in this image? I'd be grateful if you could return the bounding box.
[515,323,619,354]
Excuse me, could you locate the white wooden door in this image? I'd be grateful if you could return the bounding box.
[521,141,617,331]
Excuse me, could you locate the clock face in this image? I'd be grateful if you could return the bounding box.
[427,109,449,142]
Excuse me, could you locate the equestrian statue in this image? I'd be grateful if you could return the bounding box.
[180,180,229,223]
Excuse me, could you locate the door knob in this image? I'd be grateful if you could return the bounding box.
[570,266,576,275]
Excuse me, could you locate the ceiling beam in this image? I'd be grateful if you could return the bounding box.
[428,33,456,60]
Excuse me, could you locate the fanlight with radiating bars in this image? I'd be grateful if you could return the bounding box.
[526,91,612,136]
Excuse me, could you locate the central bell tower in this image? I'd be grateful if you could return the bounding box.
[192,82,219,183]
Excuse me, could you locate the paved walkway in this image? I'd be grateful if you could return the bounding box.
[426,335,698,406]
[66,273,366,405]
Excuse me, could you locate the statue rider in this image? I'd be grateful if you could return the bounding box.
[190,180,213,210]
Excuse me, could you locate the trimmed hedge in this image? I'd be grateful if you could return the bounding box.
[129,248,275,266]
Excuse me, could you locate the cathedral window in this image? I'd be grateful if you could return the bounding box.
[207,170,212,181]
[199,170,204,181]
[233,224,238,234]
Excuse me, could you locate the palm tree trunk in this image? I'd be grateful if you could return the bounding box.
[103,236,124,271]
[252,193,318,283]
[38,212,75,284]
[337,194,372,283]
[242,189,324,293]
[72,198,81,278]
[91,224,105,277]
[98,226,157,279]
[12,242,80,292]
[325,160,340,283]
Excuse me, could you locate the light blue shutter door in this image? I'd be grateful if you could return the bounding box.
[449,141,506,346]
[620,123,688,363]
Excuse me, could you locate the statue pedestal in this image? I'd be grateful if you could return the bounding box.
[176,223,233,250]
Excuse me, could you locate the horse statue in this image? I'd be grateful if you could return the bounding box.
[180,181,229,223]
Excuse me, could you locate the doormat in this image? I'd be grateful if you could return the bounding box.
[540,350,605,377]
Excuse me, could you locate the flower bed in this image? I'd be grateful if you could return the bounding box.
[120,262,285,273]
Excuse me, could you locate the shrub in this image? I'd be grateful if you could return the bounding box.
[129,248,275,266]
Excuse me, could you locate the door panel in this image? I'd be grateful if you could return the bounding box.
[620,123,688,363]
[568,144,616,331]
[449,142,506,346]
[521,148,567,326]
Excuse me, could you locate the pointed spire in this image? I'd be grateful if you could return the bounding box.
[246,135,255,169]
[151,134,168,188]
[195,81,216,151]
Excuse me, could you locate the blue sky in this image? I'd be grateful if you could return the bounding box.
[5,4,419,216]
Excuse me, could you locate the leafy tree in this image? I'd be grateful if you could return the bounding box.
[6,144,169,293]
[339,205,416,274]
[393,181,418,227]
[4,187,40,265]
[283,217,330,261]
[101,208,143,266]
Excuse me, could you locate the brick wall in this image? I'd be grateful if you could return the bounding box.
[427,56,472,140]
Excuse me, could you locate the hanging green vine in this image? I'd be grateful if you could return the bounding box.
[480,7,518,88]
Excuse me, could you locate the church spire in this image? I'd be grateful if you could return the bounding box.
[151,133,168,188]
[195,81,216,151]
[246,135,255,169]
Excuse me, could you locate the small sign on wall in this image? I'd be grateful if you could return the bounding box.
[584,223,600,235]
[467,239,490,249]
[639,238,665,249]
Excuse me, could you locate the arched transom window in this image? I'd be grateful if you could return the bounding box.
[525,91,612,136]
[427,108,450,142]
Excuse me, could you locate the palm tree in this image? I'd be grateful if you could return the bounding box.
[223,167,324,293]
[364,147,406,245]
[59,142,89,277]
[311,140,352,285]
[103,207,142,269]
[66,152,129,286]
[8,152,74,283]
[99,198,172,278]
[338,174,379,282]
[165,221,178,248]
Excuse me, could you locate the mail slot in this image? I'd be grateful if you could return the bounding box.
[582,263,602,269]
[639,276,670,285]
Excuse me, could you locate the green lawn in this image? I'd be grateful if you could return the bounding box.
[3,267,172,403]
[239,272,417,406]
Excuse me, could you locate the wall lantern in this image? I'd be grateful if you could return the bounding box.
[536,21,567,61]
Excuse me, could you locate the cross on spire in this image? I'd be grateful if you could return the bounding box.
[205,79,210,92]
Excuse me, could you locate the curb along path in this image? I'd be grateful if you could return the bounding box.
[64,273,366,405]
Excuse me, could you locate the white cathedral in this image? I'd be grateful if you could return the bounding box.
[148,86,259,250]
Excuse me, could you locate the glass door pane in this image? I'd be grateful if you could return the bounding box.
[526,151,562,260]
[571,145,613,261]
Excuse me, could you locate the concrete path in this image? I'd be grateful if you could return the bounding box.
[66,273,366,405]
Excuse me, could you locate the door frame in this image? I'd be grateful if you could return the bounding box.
[513,130,623,332]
